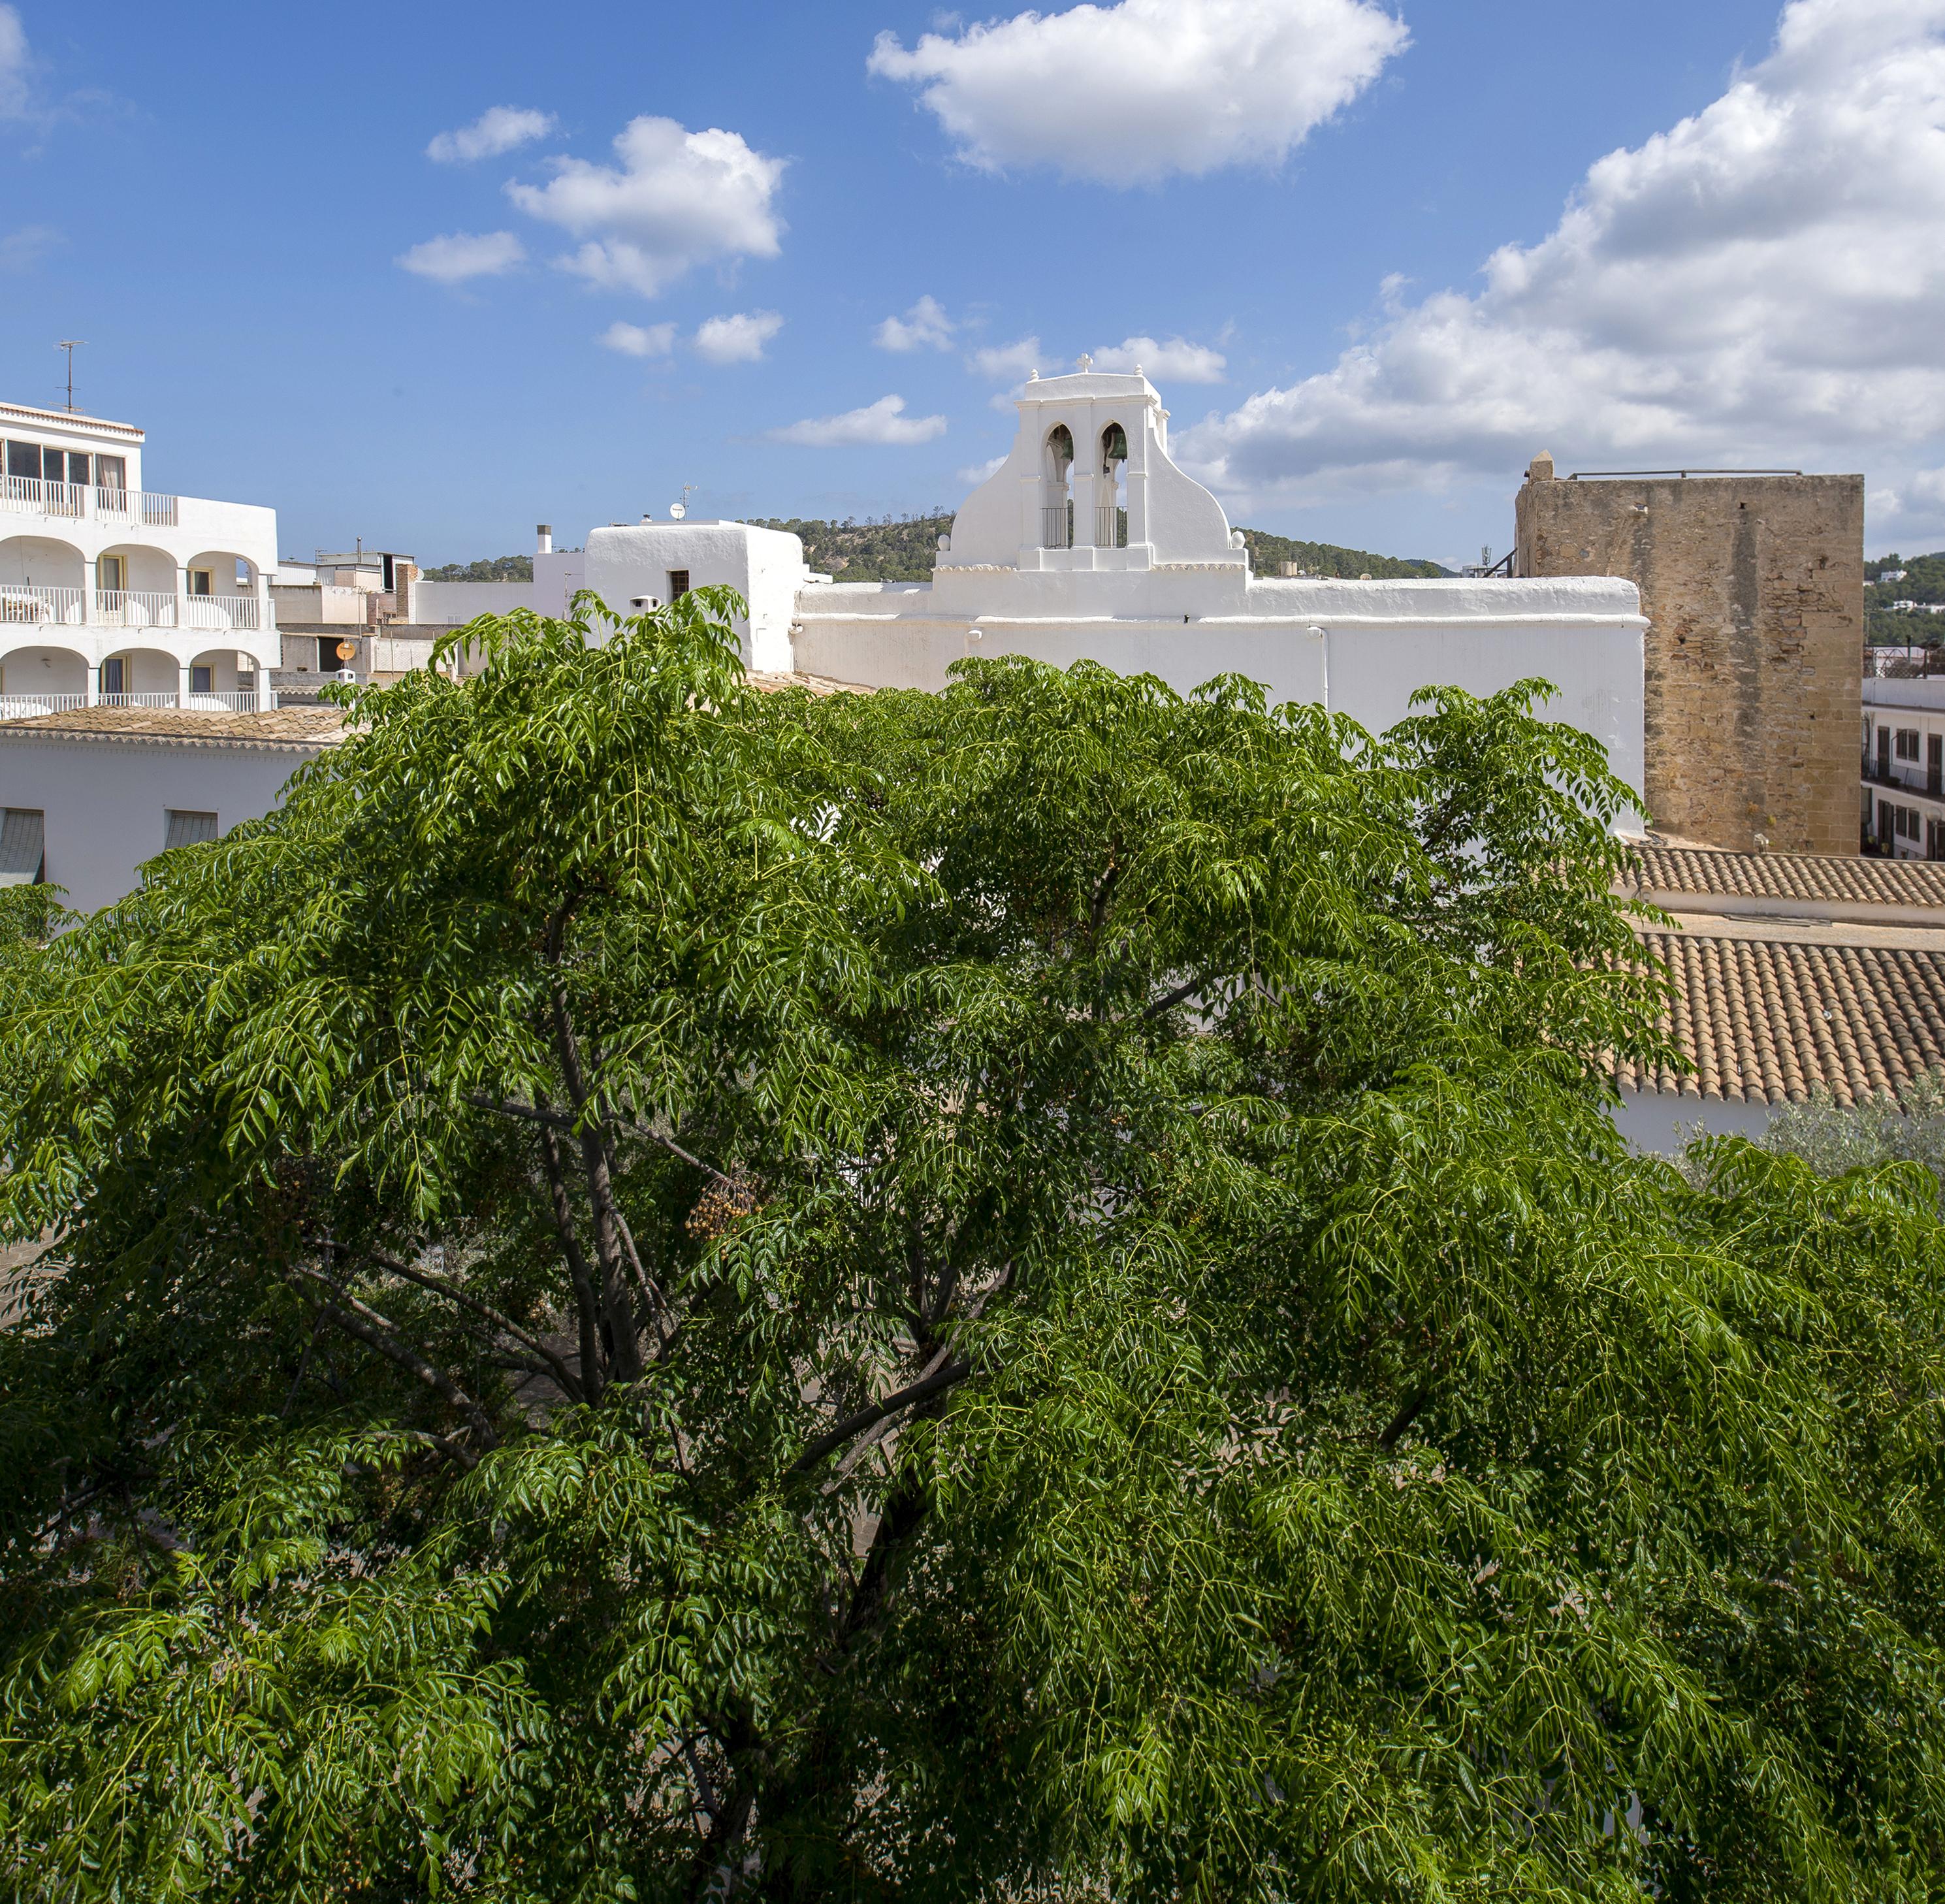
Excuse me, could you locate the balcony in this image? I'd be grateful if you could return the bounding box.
[1,475,179,526]
[0,584,267,632]
[0,688,277,717]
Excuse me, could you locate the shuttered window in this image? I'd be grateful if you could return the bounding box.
[163,810,219,850]
[0,808,44,886]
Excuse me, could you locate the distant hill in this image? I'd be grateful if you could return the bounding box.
[422,555,534,583]
[745,514,1447,583]
[1235,529,1449,580]
[1867,549,1945,645]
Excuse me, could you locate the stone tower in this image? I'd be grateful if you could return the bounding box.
[1515,460,1861,855]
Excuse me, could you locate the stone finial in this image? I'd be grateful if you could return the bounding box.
[1527,451,1556,481]
[1027,368,1039,381]
[1076,353,1093,371]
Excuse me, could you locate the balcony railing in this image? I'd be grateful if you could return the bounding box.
[0,587,266,632]
[0,476,179,526]
[0,692,88,715]
[1042,505,1071,550]
[1095,505,1128,549]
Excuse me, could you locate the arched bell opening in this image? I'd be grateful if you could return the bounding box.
[1042,425,1074,549]
[1098,423,1129,549]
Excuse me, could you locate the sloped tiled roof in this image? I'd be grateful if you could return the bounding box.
[1617,929,1945,1106]
[0,706,346,747]
[1628,843,1945,909]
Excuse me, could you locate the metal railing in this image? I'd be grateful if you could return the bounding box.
[1094,505,1128,549]
[0,476,180,525]
[0,692,87,715]
[78,590,266,631]
[1042,504,1070,550]
[0,585,88,626]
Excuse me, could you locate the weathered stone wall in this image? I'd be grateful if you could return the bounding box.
[1515,462,1861,854]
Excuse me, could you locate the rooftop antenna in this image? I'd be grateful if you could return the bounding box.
[669,483,696,522]
[56,340,85,412]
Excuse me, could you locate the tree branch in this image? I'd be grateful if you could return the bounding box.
[788,1352,971,1477]
[468,1091,575,1130]
[1141,971,1214,1021]
[296,1271,494,1462]
[537,1113,605,1404]
[357,1246,585,1404]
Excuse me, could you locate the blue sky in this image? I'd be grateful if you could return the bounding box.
[4,0,1942,569]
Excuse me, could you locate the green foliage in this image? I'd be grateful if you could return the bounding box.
[1234,527,1449,579]
[421,555,536,583]
[1746,1071,1945,1196]
[748,513,956,581]
[1,594,1942,1901]
[748,514,1446,583]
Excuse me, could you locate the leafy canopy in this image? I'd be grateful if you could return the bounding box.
[1,594,1942,1903]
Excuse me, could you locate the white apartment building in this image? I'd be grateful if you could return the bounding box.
[1863,675,1945,858]
[1,399,280,713]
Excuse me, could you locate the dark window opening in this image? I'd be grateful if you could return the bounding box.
[667,570,690,600]
[164,810,219,850]
[99,658,125,696]
[190,664,214,695]
[187,568,212,596]
[381,554,396,592]
[5,441,41,481]
[1896,728,1921,761]
[0,808,44,886]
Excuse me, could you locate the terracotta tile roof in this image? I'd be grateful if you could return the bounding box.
[1616,929,1945,1106]
[0,706,347,748]
[744,669,875,697]
[1628,843,1945,910]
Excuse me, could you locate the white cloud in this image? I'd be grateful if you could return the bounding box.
[867,0,1407,185]
[1091,334,1227,381]
[0,5,28,120]
[0,224,61,270]
[959,453,1008,484]
[599,319,676,357]
[876,295,956,351]
[427,105,556,163]
[969,335,1042,381]
[694,310,784,364]
[507,115,785,298]
[1178,0,1945,523]
[770,395,949,447]
[396,230,526,284]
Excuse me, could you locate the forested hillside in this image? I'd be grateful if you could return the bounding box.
[421,555,534,583]
[1867,549,1945,644]
[745,513,1448,582]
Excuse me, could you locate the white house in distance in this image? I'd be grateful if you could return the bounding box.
[553,364,1649,805]
[1,398,280,712]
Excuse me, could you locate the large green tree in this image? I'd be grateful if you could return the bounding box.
[1,595,1942,1902]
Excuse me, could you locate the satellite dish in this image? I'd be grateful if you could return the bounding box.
[669,502,687,521]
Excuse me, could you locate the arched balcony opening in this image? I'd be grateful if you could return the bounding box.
[0,643,89,713]
[187,646,263,711]
[183,551,265,633]
[94,543,178,632]
[98,645,182,707]
[1097,423,1129,550]
[1042,425,1074,550]
[0,535,88,632]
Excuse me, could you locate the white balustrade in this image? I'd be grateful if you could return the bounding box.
[0,585,87,626]
[180,592,263,631]
[94,589,182,629]
[0,477,180,524]
[97,691,184,709]
[0,692,87,715]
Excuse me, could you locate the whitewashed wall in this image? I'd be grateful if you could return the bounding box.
[0,733,325,911]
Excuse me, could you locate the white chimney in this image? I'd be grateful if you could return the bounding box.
[536,524,553,555]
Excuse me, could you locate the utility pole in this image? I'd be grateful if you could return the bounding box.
[56,341,86,412]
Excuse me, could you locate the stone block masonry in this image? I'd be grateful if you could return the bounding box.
[1515,461,1861,855]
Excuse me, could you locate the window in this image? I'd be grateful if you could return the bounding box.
[190,664,214,695]
[187,568,212,597]
[1896,728,1921,761]
[0,809,44,886]
[99,658,125,695]
[1897,805,1921,841]
[4,440,40,480]
[163,811,218,850]
[667,570,690,600]
[95,455,125,492]
[234,558,251,588]
[381,554,396,592]
[97,554,125,593]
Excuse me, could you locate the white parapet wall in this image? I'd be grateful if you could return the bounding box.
[583,522,804,672]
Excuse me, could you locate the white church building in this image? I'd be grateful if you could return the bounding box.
[577,364,1647,801]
